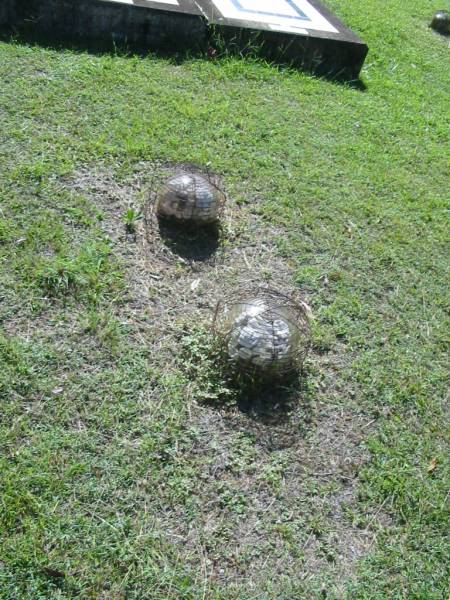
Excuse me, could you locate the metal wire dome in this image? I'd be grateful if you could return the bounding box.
[430,11,450,34]
[156,173,225,224]
[213,288,311,376]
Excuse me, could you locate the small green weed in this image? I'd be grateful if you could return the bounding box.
[179,323,236,404]
[122,207,142,234]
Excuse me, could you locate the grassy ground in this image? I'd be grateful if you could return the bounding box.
[0,1,449,598]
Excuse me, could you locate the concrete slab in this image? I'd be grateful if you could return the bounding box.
[0,0,367,77]
[197,0,368,77]
[100,0,202,16]
[0,0,207,50]
[199,0,339,35]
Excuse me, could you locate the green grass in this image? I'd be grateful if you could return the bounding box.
[0,0,449,598]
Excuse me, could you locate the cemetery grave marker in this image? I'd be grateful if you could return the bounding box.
[0,0,368,77]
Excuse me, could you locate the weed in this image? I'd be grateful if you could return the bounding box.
[123,206,142,234]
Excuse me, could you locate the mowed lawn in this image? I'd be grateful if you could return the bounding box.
[0,1,449,598]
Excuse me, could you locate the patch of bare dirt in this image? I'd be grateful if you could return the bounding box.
[60,162,387,596]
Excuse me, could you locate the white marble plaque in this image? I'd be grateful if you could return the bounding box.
[210,0,338,34]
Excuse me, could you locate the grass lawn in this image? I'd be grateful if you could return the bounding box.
[0,1,449,598]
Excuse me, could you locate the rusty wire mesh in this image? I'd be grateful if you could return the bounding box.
[144,167,226,228]
[213,287,311,377]
[143,166,226,264]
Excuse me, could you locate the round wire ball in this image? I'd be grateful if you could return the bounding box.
[430,11,450,34]
[213,288,311,377]
[155,173,226,225]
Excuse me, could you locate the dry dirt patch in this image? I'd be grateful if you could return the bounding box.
[61,162,385,595]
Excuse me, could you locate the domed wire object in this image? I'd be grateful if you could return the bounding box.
[213,287,311,378]
[144,167,226,229]
[430,11,450,34]
[143,166,226,264]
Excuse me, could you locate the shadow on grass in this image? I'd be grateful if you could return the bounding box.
[156,217,221,262]
[236,371,311,422]
[221,370,314,450]
[0,28,367,89]
[197,358,314,447]
[0,27,204,64]
[180,324,313,445]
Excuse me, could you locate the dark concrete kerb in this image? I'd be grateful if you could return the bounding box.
[0,0,368,77]
[0,0,208,51]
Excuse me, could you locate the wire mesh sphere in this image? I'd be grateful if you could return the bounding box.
[430,10,450,34]
[156,173,225,225]
[214,289,311,377]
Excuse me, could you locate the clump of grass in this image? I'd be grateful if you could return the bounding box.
[36,256,87,296]
[0,333,56,401]
[0,217,18,244]
[33,241,122,301]
[122,207,142,234]
[179,322,236,404]
[80,309,123,351]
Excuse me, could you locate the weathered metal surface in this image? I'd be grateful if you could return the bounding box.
[156,174,225,224]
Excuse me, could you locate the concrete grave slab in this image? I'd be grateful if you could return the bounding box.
[196,0,368,77]
[0,0,367,77]
[0,0,207,51]
[100,0,202,17]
